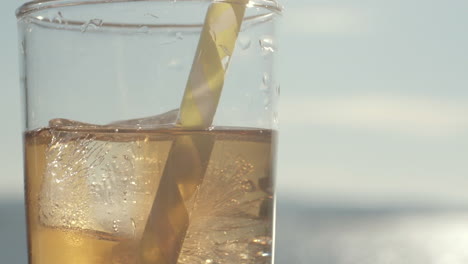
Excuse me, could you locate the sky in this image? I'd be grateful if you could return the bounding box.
[2,0,468,207]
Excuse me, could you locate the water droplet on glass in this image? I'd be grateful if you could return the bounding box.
[90,18,103,27]
[260,73,271,92]
[175,32,184,40]
[137,26,149,33]
[259,37,276,53]
[238,35,251,50]
[205,259,213,264]
[273,111,279,125]
[239,253,249,259]
[276,84,281,96]
[81,18,103,33]
[263,73,271,86]
[55,11,63,24]
[47,11,63,24]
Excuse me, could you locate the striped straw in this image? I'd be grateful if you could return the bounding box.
[139,1,248,263]
[178,0,249,129]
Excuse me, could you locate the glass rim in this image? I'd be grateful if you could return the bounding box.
[16,0,283,19]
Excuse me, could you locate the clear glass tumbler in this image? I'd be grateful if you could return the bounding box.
[16,0,281,263]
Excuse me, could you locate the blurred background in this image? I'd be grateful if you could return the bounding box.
[3,0,468,263]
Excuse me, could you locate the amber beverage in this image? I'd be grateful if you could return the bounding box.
[17,1,281,263]
[25,126,276,264]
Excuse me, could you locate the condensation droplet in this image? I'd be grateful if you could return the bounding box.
[81,18,103,33]
[48,11,63,24]
[55,11,64,24]
[175,32,184,40]
[205,259,213,264]
[238,35,251,50]
[276,84,281,96]
[239,253,249,259]
[273,111,279,125]
[260,73,271,91]
[259,37,276,53]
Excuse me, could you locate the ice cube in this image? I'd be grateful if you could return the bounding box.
[39,110,177,238]
[49,108,180,130]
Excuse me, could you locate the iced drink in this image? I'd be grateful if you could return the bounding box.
[24,123,275,264]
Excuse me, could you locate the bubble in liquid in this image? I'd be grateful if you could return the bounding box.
[251,236,272,246]
[64,231,84,247]
[112,219,120,233]
[241,179,256,192]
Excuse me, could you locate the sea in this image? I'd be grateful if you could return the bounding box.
[3,197,468,264]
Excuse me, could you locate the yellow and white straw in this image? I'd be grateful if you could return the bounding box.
[178,0,249,129]
[140,1,249,263]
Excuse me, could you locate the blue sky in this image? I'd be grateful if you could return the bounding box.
[2,0,468,207]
